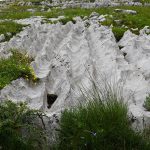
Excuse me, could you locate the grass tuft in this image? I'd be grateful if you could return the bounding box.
[56,81,150,150]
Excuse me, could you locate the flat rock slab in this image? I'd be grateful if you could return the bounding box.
[114,9,137,14]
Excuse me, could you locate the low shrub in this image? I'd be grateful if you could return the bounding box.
[0,100,48,150]
[0,49,37,89]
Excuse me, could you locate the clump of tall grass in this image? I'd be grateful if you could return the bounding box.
[0,49,38,89]
[56,80,150,150]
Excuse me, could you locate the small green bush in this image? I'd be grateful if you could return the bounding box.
[144,94,150,111]
[0,100,48,150]
[0,49,37,89]
[56,86,150,150]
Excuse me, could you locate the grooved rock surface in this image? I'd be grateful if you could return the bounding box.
[0,19,150,128]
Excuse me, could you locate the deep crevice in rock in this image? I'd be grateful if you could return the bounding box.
[47,94,58,109]
[123,52,127,57]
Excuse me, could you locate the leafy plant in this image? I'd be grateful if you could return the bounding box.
[0,100,48,150]
[0,49,38,89]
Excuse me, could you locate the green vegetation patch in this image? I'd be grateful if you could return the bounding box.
[101,6,150,40]
[0,11,31,20]
[1,5,150,43]
[112,27,128,42]
[56,86,150,149]
[42,8,92,19]
[0,50,37,89]
[0,21,26,41]
[36,8,93,24]
[0,100,48,150]
[0,4,39,20]
[0,6,31,20]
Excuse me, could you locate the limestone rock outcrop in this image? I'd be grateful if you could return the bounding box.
[0,18,150,129]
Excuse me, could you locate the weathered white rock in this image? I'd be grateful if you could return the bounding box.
[140,26,150,35]
[0,78,46,109]
[0,34,5,42]
[15,16,44,25]
[90,12,99,18]
[27,8,36,12]
[48,16,65,22]
[123,9,137,14]
[118,30,150,128]
[114,20,122,25]
[0,18,150,130]
[98,15,106,22]
[115,9,137,14]
[6,32,12,37]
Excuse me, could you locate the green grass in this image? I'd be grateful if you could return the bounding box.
[0,4,40,19]
[0,5,32,19]
[1,5,150,39]
[0,21,26,41]
[0,49,37,89]
[0,11,31,20]
[0,100,48,150]
[2,4,150,28]
[112,27,128,42]
[56,84,150,150]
